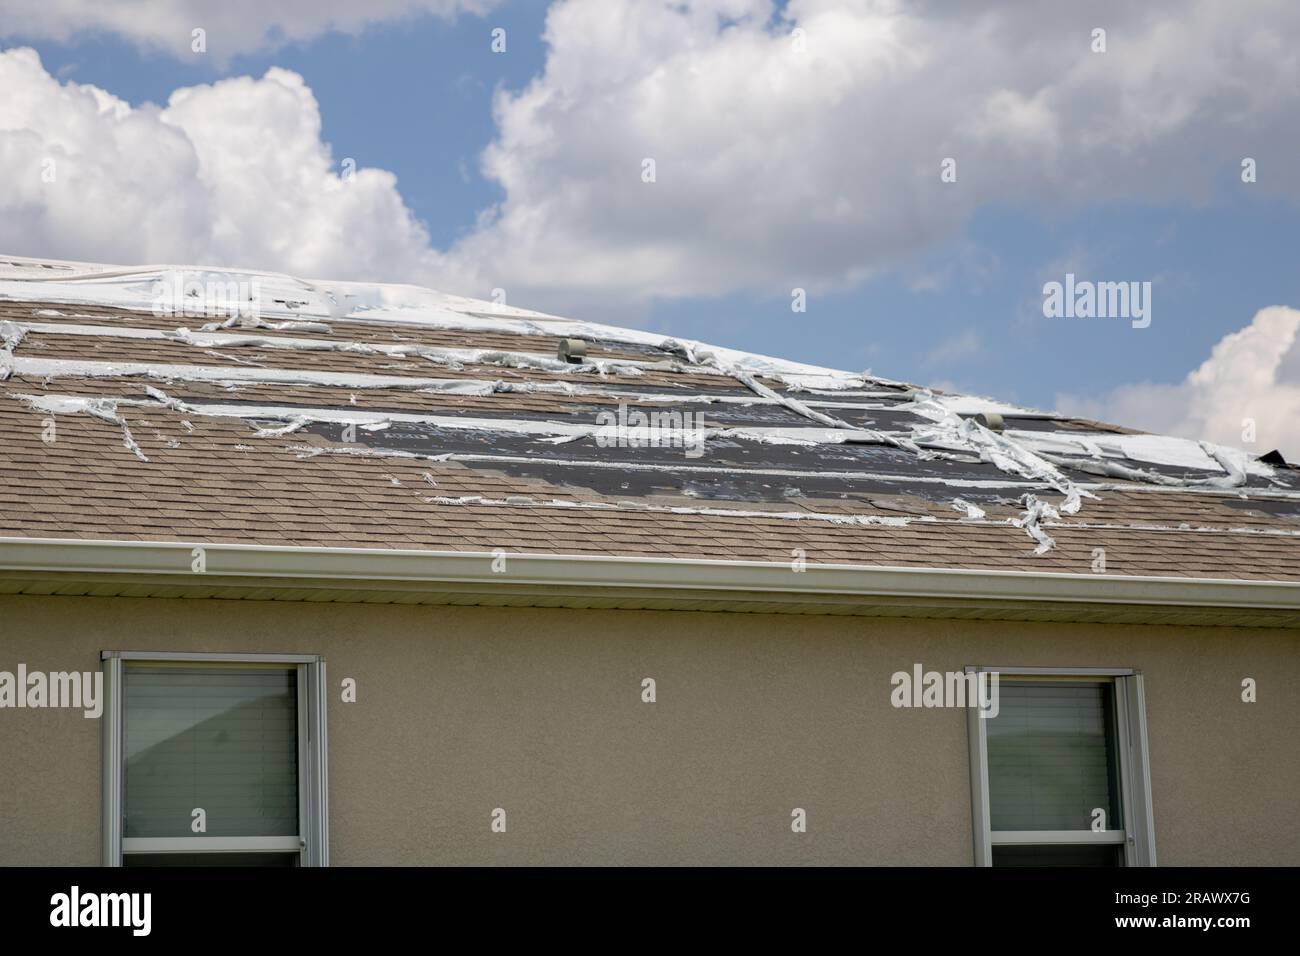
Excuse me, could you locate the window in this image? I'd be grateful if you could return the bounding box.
[966,667,1155,867]
[101,652,328,866]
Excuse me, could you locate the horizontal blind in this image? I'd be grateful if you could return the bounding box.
[986,681,1119,832]
[123,666,299,838]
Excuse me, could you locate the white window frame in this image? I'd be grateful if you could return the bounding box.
[101,651,329,867]
[966,665,1156,867]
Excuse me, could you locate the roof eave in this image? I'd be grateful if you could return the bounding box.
[0,536,1297,627]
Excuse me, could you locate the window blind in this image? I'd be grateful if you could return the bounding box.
[986,680,1120,831]
[123,666,299,838]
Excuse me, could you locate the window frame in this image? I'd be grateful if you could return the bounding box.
[966,665,1156,867]
[100,650,329,867]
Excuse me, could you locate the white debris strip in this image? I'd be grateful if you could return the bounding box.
[1033,519,1300,539]
[907,391,1093,517]
[536,434,586,445]
[1010,429,1270,484]
[30,320,663,378]
[22,394,148,462]
[926,394,1037,417]
[1,354,565,394]
[284,443,1042,490]
[199,316,333,334]
[202,349,266,368]
[421,492,940,528]
[1032,451,1185,486]
[142,385,195,413]
[253,416,311,438]
[690,345,854,428]
[1199,442,1248,487]
[1012,494,1062,555]
[727,366,858,429]
[289,444,454,463]
[0,320,25,352]
[690,346,932,458]
[951,498,987,520]
[11,390,910,449]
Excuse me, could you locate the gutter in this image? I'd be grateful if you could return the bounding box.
[1,536,1298,613]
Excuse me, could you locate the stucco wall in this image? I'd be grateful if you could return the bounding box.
[1,593,1296,865]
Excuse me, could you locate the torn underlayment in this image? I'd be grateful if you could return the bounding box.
[27,394,149,462]
[1,255,1295,559]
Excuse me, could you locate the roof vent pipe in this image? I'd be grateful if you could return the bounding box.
[558,338,587,363]
[974,411,1004,432]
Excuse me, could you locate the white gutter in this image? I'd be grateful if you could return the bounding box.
[1,536,1297,612]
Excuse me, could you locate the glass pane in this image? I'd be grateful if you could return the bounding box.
[992,844,1121,867]
[124,666,299,838]
[986,680,1120,831]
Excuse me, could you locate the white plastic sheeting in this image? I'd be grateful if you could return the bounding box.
[3,256,1294,557]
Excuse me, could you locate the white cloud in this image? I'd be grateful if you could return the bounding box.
[436,0,1300,303]
[0,47,439,281]
[2,0,1300,313]
[0,1,494,59]
[1056,307,1300,461]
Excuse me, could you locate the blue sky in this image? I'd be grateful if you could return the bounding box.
[2,0,1298,451]
[13,8,551,246]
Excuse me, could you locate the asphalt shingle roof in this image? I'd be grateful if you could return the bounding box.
[2,257,1298,582]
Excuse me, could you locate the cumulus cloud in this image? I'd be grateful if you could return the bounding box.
[2,0,1300,310]
[439,0,1300,302]
[0,47,439,281]
[0,1,495,59]
[1056,307,1300,461]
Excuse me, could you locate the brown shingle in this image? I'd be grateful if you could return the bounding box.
[3,297,1299,581]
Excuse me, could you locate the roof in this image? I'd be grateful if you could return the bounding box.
[1,253,1298,600]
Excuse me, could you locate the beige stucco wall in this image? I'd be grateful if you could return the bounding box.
[0,593,1296,865]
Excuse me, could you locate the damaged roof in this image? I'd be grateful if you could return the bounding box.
[1,254,1299,584]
